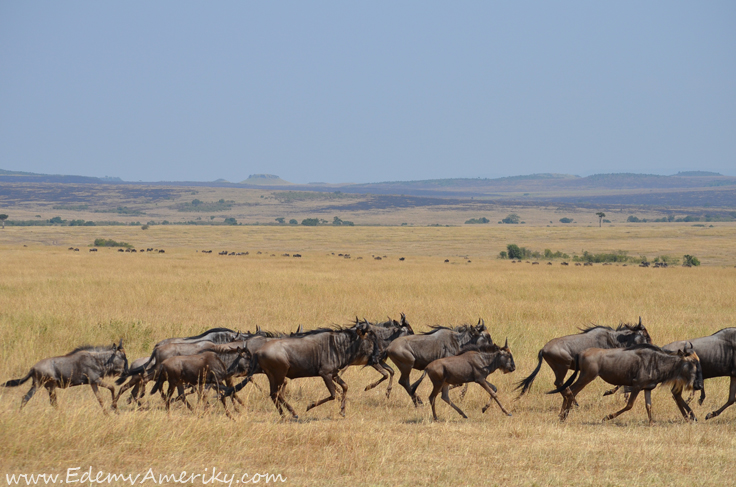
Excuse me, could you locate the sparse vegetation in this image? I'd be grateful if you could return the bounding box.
[683,254,701,266]
[501,213,521,224]
[93,238,132,248]
[559,217,573,224]
[464,217,490,224]
[176,199,233,212]
[301,218,320,226]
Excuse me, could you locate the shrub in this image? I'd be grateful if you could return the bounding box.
[289,219,298,225]
[559,217,573,224]
[93,238,132,248]
[141,224,149,230]
[683,255,701,266]
[223,217,237,225]
[506,244,522,259]
[501,214,520,224]
[301,218,320,226]
[465,217,490,224]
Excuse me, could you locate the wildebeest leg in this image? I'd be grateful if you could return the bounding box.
[644,389,654,426]
[164,383,176,412]
[276,382,298,419]
[603,389,640,423]
[306,375,339,413]
[334,375,349,416]
[429,380,444,420]
[20,380,39,410]
[364,362,391,396]
[480,380,512,416]
[671,390,696,421]
[45,384,58,407]
[89,383,109,413]
[706,376,736,420]
[602,385,621,397]
[440,384,468,419]
[224,378,246,408]
[552,366,575,417]
[268,378,285,416]
[178,385,194,411]
[397,365,423,406]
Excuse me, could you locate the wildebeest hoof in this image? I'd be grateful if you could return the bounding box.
[705,412,714,420]
[306,404,315,411]
[507,413,513,417]
[339,410,346,417]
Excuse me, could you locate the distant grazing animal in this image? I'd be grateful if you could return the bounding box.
[89,248,97,252]
[444,259,449,263]
[386,320,492,406]
[2,340,127,411]
[515,319,651,416]
[427,340,515,420]
[548,344,703,425]
[399,257,405,261]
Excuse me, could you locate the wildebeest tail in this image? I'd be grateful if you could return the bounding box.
[2,370,32,387]
[546,355,580,395]
[515,349,544,397]
[409,370,427,396]
[115,355,154,385]
[149,370,166,396]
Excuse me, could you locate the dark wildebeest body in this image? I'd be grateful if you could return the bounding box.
[661,328,736,420]
[149,351,247,419]
[515,320,651,414]
[427,340,516,420]
[386,320,491,406]
[233,322,376,419]
[2,340,127,411]
[548,344,703,425]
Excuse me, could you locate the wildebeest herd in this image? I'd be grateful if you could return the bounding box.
[3,316,735,424]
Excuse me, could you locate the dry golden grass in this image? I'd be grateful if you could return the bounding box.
[0,225,735,486]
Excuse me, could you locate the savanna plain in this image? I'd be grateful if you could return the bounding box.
[1,225,735,486]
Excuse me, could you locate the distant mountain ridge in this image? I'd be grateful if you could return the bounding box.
[1,168,734,206]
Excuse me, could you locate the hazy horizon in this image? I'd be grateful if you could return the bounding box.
[2,3,734,184]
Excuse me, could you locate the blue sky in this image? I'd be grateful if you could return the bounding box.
[1,2,734,183]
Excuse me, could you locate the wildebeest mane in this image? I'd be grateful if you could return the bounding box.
[616,322,642,332]
[290,326,356,337]
[423,324,473,335]
[65,345,115,356]
[578,325,614,334]
[185,327,235,339]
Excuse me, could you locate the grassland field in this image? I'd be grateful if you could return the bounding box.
[0,224,735,486]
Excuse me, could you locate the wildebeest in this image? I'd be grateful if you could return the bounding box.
[548,344,703,425]
[386,320,492,406]
[515,319,651,414]
[660,328,736,420]
[427,339,516,420]
[149,350,249,419]
[2,340,128,411]
[228,322,377,419]
[342,315,414,397]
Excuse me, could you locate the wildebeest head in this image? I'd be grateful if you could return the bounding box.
[498,338,516,374]
[227,346,253,376]
[107,338,128,375]
[475,318,487,333]
[616,317,651,346]
[399,313,414,335]
[673,343,703,393]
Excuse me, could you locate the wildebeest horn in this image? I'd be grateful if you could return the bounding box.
[256,324,261,333]
[118,338,124,348]
[504,338,508,349]
[638,316,642,326]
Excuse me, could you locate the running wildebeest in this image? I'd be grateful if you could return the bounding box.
[426,339,516,420]
[548,344,703,425]
[386,319,492,406]
[515,319,651,414]
[2,340,128,411]
[352,314,414,397]
[227,321,377,419]
[660,328,736,420]
[149,349,250,419]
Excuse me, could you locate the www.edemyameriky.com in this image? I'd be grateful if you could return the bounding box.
[5,467,287,485]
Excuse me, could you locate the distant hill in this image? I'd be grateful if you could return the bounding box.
[240,174,292,185]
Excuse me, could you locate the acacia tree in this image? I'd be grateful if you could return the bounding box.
[596,212,606,227]
[0,214,7,229]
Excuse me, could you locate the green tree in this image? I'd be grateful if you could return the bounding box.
[559,217,573,224]
[683,255,701,266]
[507,244,522,259]
[0,213,7,229]
[275,217,285,224]
[501,214,520,224]
[333,216,343,225]
[596,212,606,227]
[289,219,298,225]
[301,218,319,226]
[224,217,237,225]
